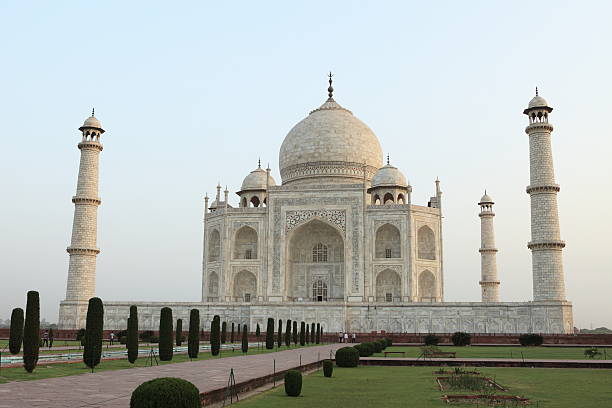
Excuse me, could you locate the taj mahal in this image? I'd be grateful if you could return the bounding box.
[58,75,573,334]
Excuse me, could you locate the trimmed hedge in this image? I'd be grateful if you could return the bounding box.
[130,377,200,408]
[323,359,333,377]
[159,307,173,361]
[519,333,544,346]
[336,346,359,367]
[285,320,291,347]
[372,340,383,353]
[299,322,306,346]
[188,309,200,359]
[316,323,320,344]
[176,319,183,347]
[242,324,248,353]
[9,307,24,355]
[211,315,221,356]
[292,321,298,345]
[256,323,260,338]
[278,319,283,348]
[83,297,104,370]
[424,334,439,346]
[354,342,373,357]
[265,318,274,349]
[305,323,310,344]
[451,331,471,346]
[127,305,138,364]
[221,321,227,344]
[384,338,393,347]
[310,322,315,343]
[284,370,302,397]
[231,322,235,343]
[23,291,40,372]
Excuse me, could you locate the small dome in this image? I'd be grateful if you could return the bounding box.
[82,115,102,129]
[528,95,548,109]
[240,167,276,191]
[371,164,408,188]
[479,193,494,204]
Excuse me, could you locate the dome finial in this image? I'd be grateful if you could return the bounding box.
[535,86,538,96]
[91,107,95,117]
[258,158,261,168]
[386,154,390,165]
[327,71,334,100]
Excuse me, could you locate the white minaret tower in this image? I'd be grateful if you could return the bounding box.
[59,110,105,329]
[478,192,500,302]
[524,89,566,301]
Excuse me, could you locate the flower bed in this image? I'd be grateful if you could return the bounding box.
[441,394,530,405]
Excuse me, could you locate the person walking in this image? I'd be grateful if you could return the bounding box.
[109,332,115,346]
[343,332,349,343]
[352,333,356,343]
[41,329,49,347]
[338,332,342,343]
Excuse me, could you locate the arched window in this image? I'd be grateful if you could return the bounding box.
[418,270,436,301]
[312,243,328,263]
[250,196,260,208]
[208,229,221,262]
[373,194,381,205]
[312,279,328,301]
[397,194,405,204]
[233,226,258,259]
[376,269,401,302]
[208,272,219,297]
[375,224,401,258]
[233,270,256,302]
[383,193,394,204]
[417,225,436,260]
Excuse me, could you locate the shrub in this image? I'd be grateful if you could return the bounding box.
[139,330,154,342]
[584,347,601,359]
[278,319,283,348]
[285,320,291,347]
[311,323,315,343]
[187,309,200,359]
[265,318,274,349]
[221,321,227,344]
[424,334,439,346]
[354,342,373,357]
[316,323,320,344]
[176,319,183,347]
[149,336,159,343]
[284,370,302,397]
[211,315,221,356]
[379,339,387,350]
[83,297,104,370]
[292,321,298,345]
[119,336,127,345]
[23,291,40,372]
[323,359,333,377]
[519,333,544,346]
[335,346,359,367]
[76,328,86,345]
[451,331,471,347]
[242,324,248,353]
[9,307,24,355]
[385,338,393,347]
[130,377,200,408]
[372,340,383,353]
[159,307,173,361]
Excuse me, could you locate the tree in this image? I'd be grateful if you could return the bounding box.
[300,321,305,346]
[311,322,315,343]
[176,318,183,346]
[265,318,274,349]
[316,323,320,344]
[277,319,283,348]
[241,324,248,353]
[127,305,138,364]
[9,307,24,355]
[83,297,104,371]
[23,291,40,372]
[188,308,200,359]
[159,307,173,361]
[221,321,227,344]
[292,321,298,345]
[231,322,235,343]
[256,323,261,338]
[237,323,241,338]
[285,319,291,347]
[305,324,310,344]
[211,315,221,356]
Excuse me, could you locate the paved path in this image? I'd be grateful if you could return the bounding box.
[0,344,343,408]
[361,356,612,369]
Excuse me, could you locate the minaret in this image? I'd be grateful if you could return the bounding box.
[478,192,500,302]
[524,89,566,301]
[59,111,105,328]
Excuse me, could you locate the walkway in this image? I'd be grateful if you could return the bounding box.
[0,343,343,408]
[360,356,612,369]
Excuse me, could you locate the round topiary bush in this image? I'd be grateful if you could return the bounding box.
[284,370,302,397]
[130,377,200,408]
[354,342,374,357]
[384,338,393,347]
[335,346,359,367]
[323,359,333,377]
[451,331,471,346]
[519,333,544,346]
[424,334,440,346]
[372,340,383,353]
[378,339,387,350]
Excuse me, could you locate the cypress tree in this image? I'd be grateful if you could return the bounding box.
[241,324,248,353]
[9,307,24,355]
[316,323,321,344]
[256,323,261,338]
[300,322,305,346]
[176,318,183,346]
[285,319,291,347]
[23,291,40,372]
[265,318,274,349]
[188,308,200,359]
[292,321,298,345]
[211,315,221,356]
[127,305,138,364]
[158,307,173,361]
[83,297,104,371]
[277,319,283,348]
[237,323,241,338]
[305,324,310,344]
[231,322,235,343]
[221,321,227,344]
[311,322,315,343]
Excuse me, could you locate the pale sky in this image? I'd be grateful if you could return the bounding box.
[1,1,611,329]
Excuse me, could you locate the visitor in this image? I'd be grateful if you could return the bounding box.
[41,329,49,347]
[338,332,342,343]
[352,333,356,343]
[344,332,349,343]
[48,329,54,348]
[109,332,115,345]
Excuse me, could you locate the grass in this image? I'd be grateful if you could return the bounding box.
[234,366,612,408]
[0,342,318,384]
[372,345,611,360]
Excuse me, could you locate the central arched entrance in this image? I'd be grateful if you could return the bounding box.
[287,219,344,301]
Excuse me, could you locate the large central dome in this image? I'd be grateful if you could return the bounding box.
[279,95,383,185]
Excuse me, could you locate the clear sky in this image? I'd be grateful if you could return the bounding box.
[1,1,611,329]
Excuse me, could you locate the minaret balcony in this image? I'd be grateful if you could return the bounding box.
[527,240,566,250]
[72,196,101,205]
[526,184,560,194]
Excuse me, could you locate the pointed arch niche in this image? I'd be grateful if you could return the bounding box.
[417,225,436,260]
[418,270,436,302]
[375,223,401,259]
[233,226,258,259]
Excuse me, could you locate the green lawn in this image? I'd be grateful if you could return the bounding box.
[235,366,612,408]
[0,343,317,384]
[371,345,611,360]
